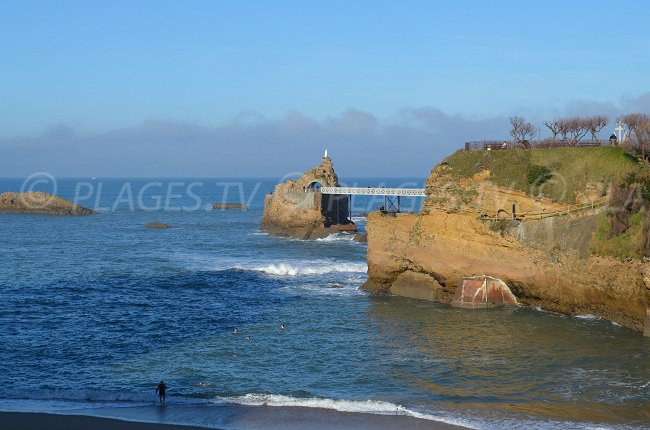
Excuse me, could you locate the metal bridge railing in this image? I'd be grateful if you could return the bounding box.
[320,187,425,196]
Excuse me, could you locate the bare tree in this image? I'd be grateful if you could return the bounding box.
[510,116,536,148]
[618,113,650,161]
[619,113,649,142]
[557,118,570,142]
[545,115,607,145]
[566,116,590,146]
[587,115,608,142]
[544,120,562,141]
[638,123,650,163]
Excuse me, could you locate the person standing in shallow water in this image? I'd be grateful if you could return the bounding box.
[156,380,167,406]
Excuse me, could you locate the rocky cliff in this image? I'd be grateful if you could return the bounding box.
[0,192,95,215]
[363,149,650,333]
[261,155,356,239]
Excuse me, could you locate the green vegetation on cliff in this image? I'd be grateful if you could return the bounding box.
[440,146,650,260]
[591,171,650,260]
[441,146,640,204]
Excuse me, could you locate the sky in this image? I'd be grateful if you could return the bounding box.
[1,0,649,177]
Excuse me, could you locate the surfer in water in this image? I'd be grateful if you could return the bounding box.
[156,380,167,406]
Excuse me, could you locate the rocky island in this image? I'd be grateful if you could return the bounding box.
[363,147,650,334]
[261,153,357,239]
[0,192,95,215]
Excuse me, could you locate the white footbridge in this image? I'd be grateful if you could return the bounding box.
[319,187,425,197]
[319,186,425,213]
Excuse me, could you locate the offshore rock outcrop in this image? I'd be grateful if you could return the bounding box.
[363,163,650,333]
[0,192,95,215]
[145,222,173,229]
[261,155,356,239]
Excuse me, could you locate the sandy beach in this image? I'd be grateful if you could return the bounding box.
[0,405,470,430]
[0,412,208,430]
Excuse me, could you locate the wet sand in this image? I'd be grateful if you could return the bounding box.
[0,405,470,430]
[0,412,209,430]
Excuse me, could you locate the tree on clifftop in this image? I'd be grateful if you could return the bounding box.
[544,115,607,145]
[587,115,608,143]
[543,120,562,141]
[636,122,650,164]
[618,113,650,163]
[509,116,536,148]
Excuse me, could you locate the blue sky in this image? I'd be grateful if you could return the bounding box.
[1,0,649,177]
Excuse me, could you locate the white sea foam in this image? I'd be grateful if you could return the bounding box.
[350,216,367,223]
[215,394,476,428]
[574,314,601,320]
[279,282,366,297]
[249,231,269,236]
[172,253,367,277]
[247,262,367,277]
[315,233,357,242]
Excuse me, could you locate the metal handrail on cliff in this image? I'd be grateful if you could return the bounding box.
[516,197,608,221]
[423,196,608,222]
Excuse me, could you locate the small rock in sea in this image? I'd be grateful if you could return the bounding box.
[213,203,247,210]
[353,233,367,243]
[328,283,344,289]
[145,222,173,229]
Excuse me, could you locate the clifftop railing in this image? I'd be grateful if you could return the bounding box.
[464,140,606,151]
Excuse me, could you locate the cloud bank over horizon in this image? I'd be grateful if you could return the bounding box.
[2,93,649,179]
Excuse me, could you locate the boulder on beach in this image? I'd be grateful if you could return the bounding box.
[145,222,173,229]
[0,191,95,215]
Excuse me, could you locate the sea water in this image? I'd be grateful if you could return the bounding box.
[0,178,648,429]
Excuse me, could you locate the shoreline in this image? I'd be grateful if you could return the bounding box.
[0,404,472,430]
[0,412,211,430]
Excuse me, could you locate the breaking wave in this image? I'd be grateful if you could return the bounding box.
[247,262,367,277]
[315,233,357,242]
[215,393,475,428]
[574,314,601,320]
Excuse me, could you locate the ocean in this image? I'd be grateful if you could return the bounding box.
[0,177,648,429]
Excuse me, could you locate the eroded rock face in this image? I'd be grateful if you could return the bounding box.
[0,192,95,215]
[364,201,650,333]
[389,270,448,302]
[451,276,518,309]
[261,156,356,239]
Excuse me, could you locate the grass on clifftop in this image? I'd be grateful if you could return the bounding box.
[441,146,640,204]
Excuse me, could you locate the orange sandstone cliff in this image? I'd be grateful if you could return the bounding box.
[363,155,650,333]
[261,155,356,239]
